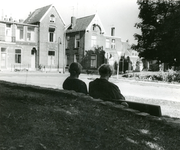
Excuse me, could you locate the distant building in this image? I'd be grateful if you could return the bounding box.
[0,19,38,71]
[65,14,106,69]
[65,14,139,71]
[0,5,139,72]
[0,5,65,72]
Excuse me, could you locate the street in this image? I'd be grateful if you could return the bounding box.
[0,71,180,118]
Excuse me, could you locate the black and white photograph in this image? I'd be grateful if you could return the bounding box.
[0,0,180,149]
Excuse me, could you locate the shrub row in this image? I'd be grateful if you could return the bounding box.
[122,70,180,83]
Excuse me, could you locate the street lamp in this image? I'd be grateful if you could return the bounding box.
[105,52,110,64]
[117,51,121,79]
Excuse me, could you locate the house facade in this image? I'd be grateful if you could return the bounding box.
[65,14,106,69]
[0,5,139,72]
[65,14,139,72]
[0,5,65,72]
[0,19,38,71]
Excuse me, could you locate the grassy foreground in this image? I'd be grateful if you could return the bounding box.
[0,81,180,150]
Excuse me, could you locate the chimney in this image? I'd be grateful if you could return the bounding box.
[19,19,24,23]
[71,16,76,28]
[111,27,115,36]
[9,17,13,22]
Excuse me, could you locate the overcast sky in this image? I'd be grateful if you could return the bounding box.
[1,0,141,44]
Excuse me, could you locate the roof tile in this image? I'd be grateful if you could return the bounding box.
[24,5,52,24]
[66,15,95,33]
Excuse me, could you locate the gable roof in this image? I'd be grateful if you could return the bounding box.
[66,14,95,33]
[24,5,52,24]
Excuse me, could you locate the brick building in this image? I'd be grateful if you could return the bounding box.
[65,14,139,71]
[0,5,139,72]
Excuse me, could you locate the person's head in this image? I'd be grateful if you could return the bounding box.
[98,64,113,79]
[69,62,82,77]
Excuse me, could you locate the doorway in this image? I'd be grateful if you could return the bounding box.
[31,48,36,70]
[1,48,7,69]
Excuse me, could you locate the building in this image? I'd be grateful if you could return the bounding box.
[65,14,139,72]
[65,14,106,69]
[0,19,38,71]
[0,5,139,72]
[0,4,65,72]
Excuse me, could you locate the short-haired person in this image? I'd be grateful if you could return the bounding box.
[63,62,88,94]
[89,64,128,106]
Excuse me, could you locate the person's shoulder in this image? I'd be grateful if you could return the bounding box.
[89,78,99,84]
[108,81,119,88]
[63,77,69,83]
[77,78,86,84]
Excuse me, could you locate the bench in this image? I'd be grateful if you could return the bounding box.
[125,100,162,117]
[103,99,162,117]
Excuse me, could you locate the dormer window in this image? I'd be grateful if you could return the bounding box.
[50,14,55,23]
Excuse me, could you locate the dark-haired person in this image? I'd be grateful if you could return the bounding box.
[63,62,88,94]
[89,64,128,107]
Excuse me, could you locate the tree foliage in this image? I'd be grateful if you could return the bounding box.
[132,0,180,66]
[80,47,105,69]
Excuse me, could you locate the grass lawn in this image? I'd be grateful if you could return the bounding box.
[0,80,180,150]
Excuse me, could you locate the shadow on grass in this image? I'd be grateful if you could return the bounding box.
[0,80,180,150]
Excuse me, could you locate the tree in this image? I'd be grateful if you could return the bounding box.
[80,47,105,69]
[132,0,180,67]
[159,1,180,66]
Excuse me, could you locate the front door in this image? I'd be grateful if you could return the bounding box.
[31,54,35,69]
[31,48,36,70]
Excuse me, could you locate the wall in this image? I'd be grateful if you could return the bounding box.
[39,7,65,71]
[0,21,38,71]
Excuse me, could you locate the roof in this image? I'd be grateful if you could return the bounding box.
[66,14,95,33]
[24,5,52,24]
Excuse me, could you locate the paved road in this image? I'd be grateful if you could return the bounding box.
[1,71,180,117]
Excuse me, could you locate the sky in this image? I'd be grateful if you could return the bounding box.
[0,0,141,44]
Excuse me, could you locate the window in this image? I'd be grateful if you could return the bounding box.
[27,27,35,41]
[66,36,70,49]
[111,39,116,49]
[106,39,110,48]
[48,51,55,66]
[6,24,11,36]
[49,28,55,42]
[90,55,97,68]
[91,36,97,47]
[16,25,24,40]
[15,49,21,63]
[50,14,55,23]
[27,33,31,41]
[5,24,11,41]
[6,24,11,28]
[48,51,55,56]
[92,24,101,33]
[75,34,80,48]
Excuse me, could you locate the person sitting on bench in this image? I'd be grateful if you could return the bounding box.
[63,62,88,94]
[89,64,128,107]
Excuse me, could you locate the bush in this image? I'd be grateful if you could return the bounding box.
[161,70,180,83]
[123,70,180,83]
